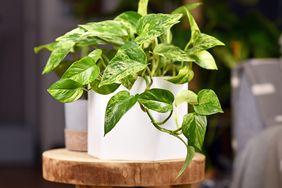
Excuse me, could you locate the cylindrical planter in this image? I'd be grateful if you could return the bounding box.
[88,77,187,160]
[65,99,88,152]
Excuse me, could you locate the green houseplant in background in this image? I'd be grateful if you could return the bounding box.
[36,0,224,176]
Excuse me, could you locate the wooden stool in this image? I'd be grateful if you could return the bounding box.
[42,149,205,188]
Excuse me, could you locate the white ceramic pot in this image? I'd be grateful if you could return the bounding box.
[88,77,187,160]
[64,99,88,151]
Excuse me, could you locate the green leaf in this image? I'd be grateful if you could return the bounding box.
[79,20,128,46]
[186,9,200,40]
[194,89,223,115]
[154,44,195,62]
[56,27,106,47]
[34,42,58,53]
[56,28,85,42]
[120,74,137,90]
[184,9,224,54]
[166,66,194,84]
[105,91,138,135]
[159,29,173,44]
[190,50,217,70]
[62,56,100,85]
[177,146,195,178]
[42,40,75,74]
[54,60,73,78]
[138,0,149,16]
[172,2,202,15]
[90,79,120,95]
[100,41,147,86]
[88,49,103,62]
[138,89,174,113]
[189,33,225,54]
[47,79,84,103]
[76,33,107,47]
[136,14,182,45]
[115,11,141,35]
[182,113,207,151]
[175,90,198,106]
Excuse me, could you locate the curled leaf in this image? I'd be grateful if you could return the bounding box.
[175,90,198,106]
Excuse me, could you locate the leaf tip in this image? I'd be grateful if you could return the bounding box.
[42,68,49,75]
[34,47,40,54]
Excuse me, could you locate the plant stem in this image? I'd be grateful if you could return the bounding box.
[102,54,110,64]
[99,59,107,69]
[145,67,153,89]
[81,46,89,57]
[144,108,187,147]
[173,127,182,134]
[146,109,173,133]
[143,75,150,90]
[174,107,181,129]
[157,110,173,126]
[138,0,149,16]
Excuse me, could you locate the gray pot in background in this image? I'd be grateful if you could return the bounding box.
[64,99,88,152]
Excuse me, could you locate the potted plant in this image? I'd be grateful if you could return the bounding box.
[36,0,224,176]
[34,42,90,152]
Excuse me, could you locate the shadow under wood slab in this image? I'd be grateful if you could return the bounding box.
[42,149,205,187]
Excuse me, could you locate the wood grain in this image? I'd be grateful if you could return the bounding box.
[43,149,205,187]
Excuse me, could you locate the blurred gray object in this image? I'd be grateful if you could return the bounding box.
[231,125,282,188]
[231,59,282,188]
[232,59,282,153]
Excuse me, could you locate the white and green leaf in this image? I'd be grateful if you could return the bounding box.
[188,33,225,54]
[79,20,128,45]
[42,40,75,74]
[54,60,73,78]
[182,113,207,151]
[186,9,200,43]
[47,79,84,103]
[172,2,202,15]
[154,44,195,62]
[100,41,147,86]
[120,74,138,90]
[194,89,223,115]
[61,56,100,85]
[76,33,107,47]
[88,49,103,62]
[177,146,195,178]
[138,88,174,113]
[56,28,85,42]
[90,79,120,95]
[166,66,194,84]
[190,50,217,70]
[115,11,141,35]
[105,91,138,135]
[34,42,58,53]
[175,90,198,106]
[136,13,182,45]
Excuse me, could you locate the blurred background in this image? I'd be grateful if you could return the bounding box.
[0,0,281,187]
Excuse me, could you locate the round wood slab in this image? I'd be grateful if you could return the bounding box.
[43,149,205,187]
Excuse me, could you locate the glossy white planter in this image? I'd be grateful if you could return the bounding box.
[88,77,187,160]
[64,99,88,151]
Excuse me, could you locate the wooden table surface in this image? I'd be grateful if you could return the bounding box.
[42,149,205,188]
